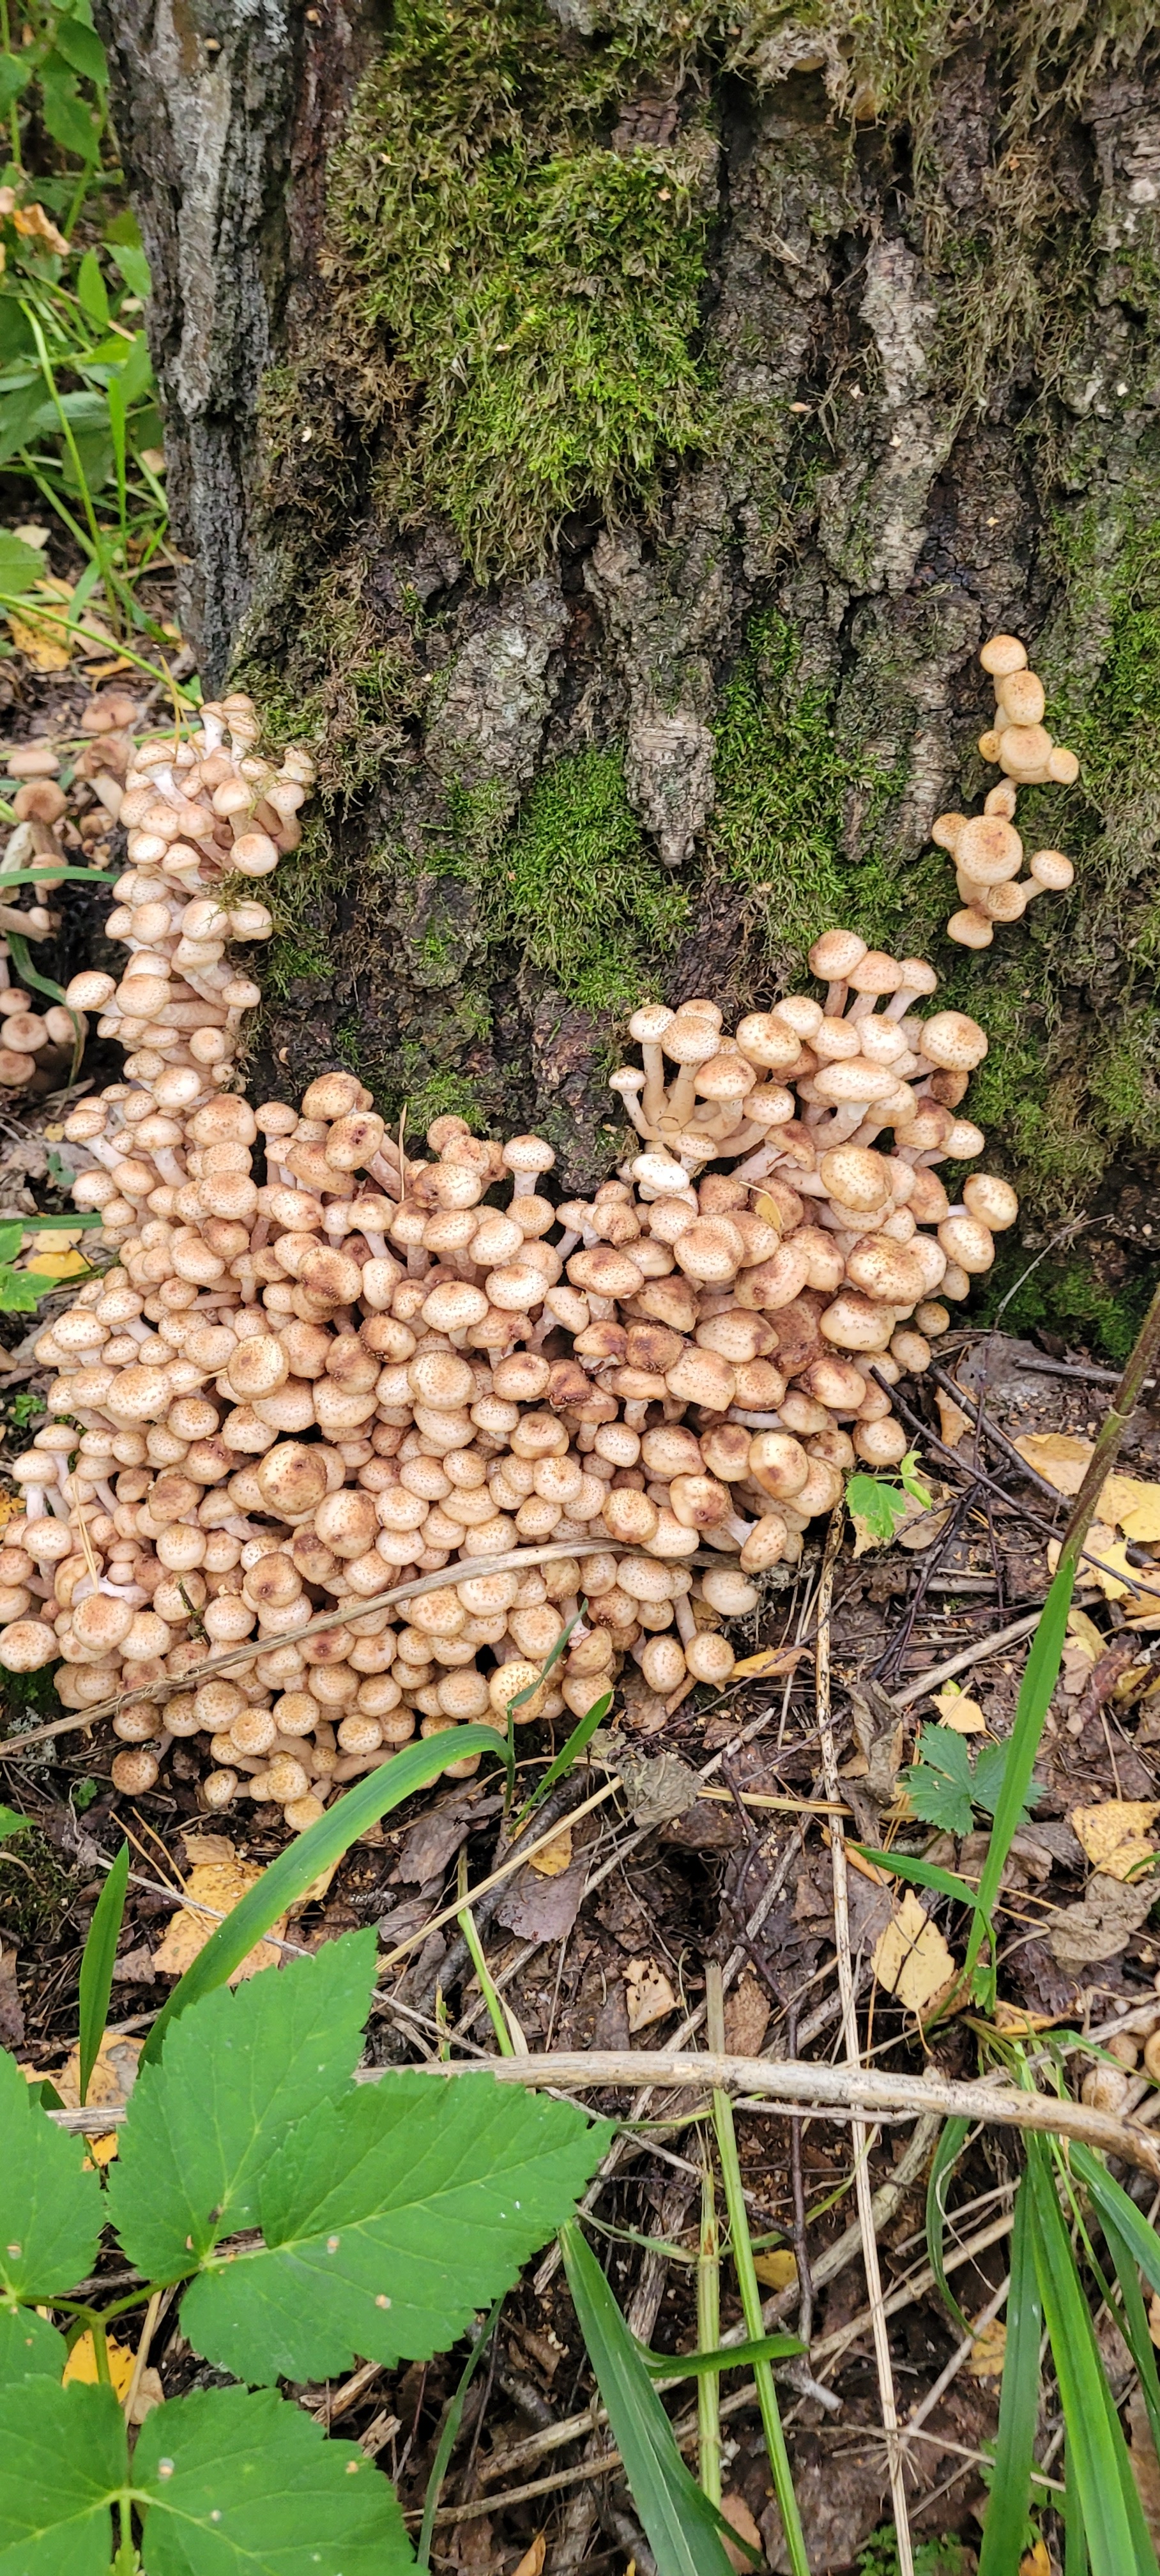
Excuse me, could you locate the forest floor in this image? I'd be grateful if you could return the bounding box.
[2,647,1160,2576]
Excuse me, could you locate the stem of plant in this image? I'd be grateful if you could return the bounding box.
[698,2143,722,2509]
[705,1962,809,2576]
[457,1850,515,2058]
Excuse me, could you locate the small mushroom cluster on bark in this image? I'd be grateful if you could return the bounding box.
[0,898,1016,1841]
[0,693,141,1090]
[933,635,1079,949]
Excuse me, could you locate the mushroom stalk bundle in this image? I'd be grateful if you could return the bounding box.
[0,911,1013,1844]
[933,636,1078,949]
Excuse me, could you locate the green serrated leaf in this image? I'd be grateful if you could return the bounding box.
[107,242,151,301]
[180,2074,609,2385]
[49,12,109,85]
[917,1724,975,1790]
[0,1805,29,1842]
[0,528,47,595]
[905,1765,974,1837]
[0,54,32,110]
[0,1264,57,1311]
[971,1740,1041,1824]
[40,57,100,161]
[0,2377,125,2572]
[0,2044,102,2299]
[109,1931,378,2284]
[0,2300,65,2386]
[75,249,109,330]
[134,2384,411,2576]
[846,1473,906,1544]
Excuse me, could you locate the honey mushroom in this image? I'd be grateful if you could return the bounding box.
[0,904,1014,1838]
[931,634,1079,947]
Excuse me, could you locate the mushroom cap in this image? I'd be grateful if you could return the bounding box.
[979,634,1028,677]
[602,1485,660,1545]
[664,1347,736,1410]
[422,1282,490,1332]
[669,1473,731,1529]
[567,1245,645,1300]
[300,1072,363,1121]
[812,1058,901,1105]
[696,1310,773,1363]
[818,1292,896,1352]
[809,930,867,979]
[995,669,1046,726]
[739,1512,788,1573]
[747,1430,809,1500]
[699,1567,759,1615]
[627,1004,674,1043]
[856,1017,908,1064]
[938,1213,996,1273]
[630,1152,692,1194]
[844,1234,928,1305]
[918,1009,988,1071]
[896,958,938,996]
[963,1172,1019,1230]
[662,1014,725,1066]
[608,1065,646,1096]
[955,816,1023,884]
[256,1440,330,1517]
[0,1616,59,1670]
[734,1012,802,1070]
[776,994,823,1038]
[673,1217,745,1284]
[694,1054,756,1102]
[931,813,965,854]
[1028,849,1074,891]
[819,1145,892,1211]
[1047,746,1080,785]
[326,1110,386,1170]
[997,722,1052,778]
[501,1135,556,1175]
[812,1018,864,1063]
[981,881,1028,922]
[846,950,904,996]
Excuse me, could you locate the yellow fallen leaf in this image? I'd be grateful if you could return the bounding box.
[40,2030,142,2167]
[529,1823,572,1877]
[25,1247,91,1279]
[7,606,71,670]
[624,1956,676,2034]
[1019,2545,1050,2576]
[1015,1432,1092,1494]
[753,1192,782,1230]
[1071,1800,1159,1881]
[752,2248,797,2290]
[13,201,70,256]
[152,1859,287,1980]
[1066,1607,1104,1660]
[872,1889,956,2014]
[731,1643,807,1680]
[965,2315,1007,2377]
[63,2330,135,2398]
[512,2539,546,2576]
[935,1387,972,1448]
[1047,1526,1160,1607]
[931,1685,986,1733]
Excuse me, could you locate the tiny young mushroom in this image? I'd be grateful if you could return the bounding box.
[933,632,1081,943]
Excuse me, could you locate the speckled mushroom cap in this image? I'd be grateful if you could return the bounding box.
[979,634,1028,676]
[809,930,867,980]
[846,950,904,996]
[661,1014,726,1064]
[627,1004,674,1043]
[918,1010,988,1071]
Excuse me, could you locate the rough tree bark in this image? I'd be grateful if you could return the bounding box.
[96,0,1160,1345]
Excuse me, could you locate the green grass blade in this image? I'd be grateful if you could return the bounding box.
[641,2333,804,2378]
[1065,2439,1091,2576]
[925,2116,973,2335]
[560,2219,738,2576]
[967,1560,1074,1979]
[415,2296,503,2574]
[142,1724,508,2065]
[1099,2205,1160,2462]
[855,1847,986,1912]
[1071,2144,1160,2302]
[1026,2140,1158,2576]
[77,1841,128,2106]
[710,2079,809,2576]
[977,2167,1041,2576]
[512,1687,611,1830]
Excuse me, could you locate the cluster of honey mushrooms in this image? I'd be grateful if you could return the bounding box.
[934,634,1080,948]
[0,699,1021,1840]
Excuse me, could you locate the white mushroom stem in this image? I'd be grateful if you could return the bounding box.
[823,981,848,1016]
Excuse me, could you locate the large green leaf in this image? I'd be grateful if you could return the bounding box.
[0,2045,102,2300]
[0,2378,125,2573]
[0,528,47,594]
[109,1931,377,2283]
[79,1841,128,2104]
[134,2386,411,2576]
[0,2303,65,2386]
[560,2220,738,2576]
[1026,2141,1159,2576]
[180,2074,608,2384]
[50,13,110,86]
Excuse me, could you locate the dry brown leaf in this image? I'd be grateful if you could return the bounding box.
[720,2493,765,2573]
[63,2329,135,2397]
[895,1503,952,1552]
[529,1824,572,1877]
[935,1387,972,1448]
[13,201,70,255]
[151,1859,286,1980]
[130,2365,164,2425]
[1047,1869,1157,1966]
[624,1956,676,2033]
[722,1972,770,2058]
[1071,1800,1159,1880]
[752,2248,797,2290]
[731,1643,808,1681]
[872,1889,956,2013]
[993,2000,1060,2035]
[965,2316,1007,2377]
[930,1685,986,1733]
[511,2539,546,2576]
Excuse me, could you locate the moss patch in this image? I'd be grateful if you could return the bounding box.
[480,747,688,1009]
[327,0,717,576]
[976,1241,1157,1367]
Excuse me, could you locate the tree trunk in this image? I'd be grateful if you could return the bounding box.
[97,0,1160,1344]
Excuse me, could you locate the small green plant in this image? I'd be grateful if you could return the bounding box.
[0,1209,101,1309]
[905,1722,1043,1837]
[846,1446,933,1543]
[7,1385,45,1428]
[856,2529,968,2576]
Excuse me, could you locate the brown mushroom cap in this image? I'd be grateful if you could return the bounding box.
[734,1012,802,1071]
[962,1173,1019,1230]
[844,1235,928,1305]
[809,930,867,980]
[995,668,1046,726]
[1028,850,1074,892]
[846,950,904,996]
[947,908,994,949]
[954,816,1023,885]
[938,1213,996,1273]
[918,1009,988,1071]
[818,1292,896,1352]
[747,1430,809,1501]
[819,1145,891,1211]
[979,634,1028,677]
